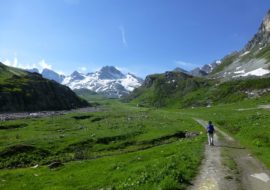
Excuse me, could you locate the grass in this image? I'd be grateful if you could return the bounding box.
[179,97,270,168]
[256,44,270,62]
[127,72,270,109]
[0,103,206,189]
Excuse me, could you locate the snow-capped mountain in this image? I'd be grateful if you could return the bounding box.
[26,66,142,98]
[62,66,143,98]
[41,68,65,83]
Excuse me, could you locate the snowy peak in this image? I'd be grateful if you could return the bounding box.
[70,71,85,81]
[62,66,143,98]
[98,66,125,80]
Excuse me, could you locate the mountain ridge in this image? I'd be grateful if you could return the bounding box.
[38,66,143,98]
[190,10,270,80]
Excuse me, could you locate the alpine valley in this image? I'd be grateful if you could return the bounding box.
[1,4,270,190]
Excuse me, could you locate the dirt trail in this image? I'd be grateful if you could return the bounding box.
[189,119,270,190]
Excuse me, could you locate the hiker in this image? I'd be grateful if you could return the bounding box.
[207,121,215,146]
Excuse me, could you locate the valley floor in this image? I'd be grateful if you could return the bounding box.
[0,99,270,189]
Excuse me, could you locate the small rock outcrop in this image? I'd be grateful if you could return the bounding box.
[48,161,63,169]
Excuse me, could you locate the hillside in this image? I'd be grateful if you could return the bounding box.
[126,10,270,108]
[191,10,270,80]
[125,69,270,108]
[125,71,212,107]
[0,62,89,112]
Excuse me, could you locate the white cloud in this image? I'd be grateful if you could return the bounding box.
[2,57,37,70]
[78,66,87,73]
[38,59,52,70]
[3,57,18,68]
[56,70,66,75]
[119,26,128,47]
[1,57,56,73]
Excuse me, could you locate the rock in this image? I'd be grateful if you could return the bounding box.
[31,164,39,169]
[48,161,63,169]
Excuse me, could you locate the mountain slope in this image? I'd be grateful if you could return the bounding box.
[209,10,270,80]
[0,62,89,112]
[126,69,270,108]
[125,71,213,107]
[189,10,270,79]
[41,68,65,83]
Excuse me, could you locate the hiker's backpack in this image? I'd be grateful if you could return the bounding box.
[207,124,214,133]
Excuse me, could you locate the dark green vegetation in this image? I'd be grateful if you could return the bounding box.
[0,63,89,112]
[126,70,270,108]
[0,104,205,189]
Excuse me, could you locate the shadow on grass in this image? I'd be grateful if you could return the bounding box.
[214,145,245,149]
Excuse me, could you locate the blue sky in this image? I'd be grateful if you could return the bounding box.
[0,0,270,77]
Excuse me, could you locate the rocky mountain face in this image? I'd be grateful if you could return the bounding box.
[244,9,270,51]
[189,10,270,80]
[26,68,39,73]
[208,10,270,80]
[190,60,221,77]
[41,69,65,83]
[0,63,89,112]
[62,66,143,98]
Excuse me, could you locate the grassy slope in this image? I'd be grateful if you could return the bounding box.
[128,72,270,108]
[0,103,205,189]
[256,44,270,62]
[0,63,89,111]
[211,52,239,74]
[73,88,115,106]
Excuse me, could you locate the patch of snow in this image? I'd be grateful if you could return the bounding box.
[240,51,250,57]
[241,68,270,77]
[216,60,222,64]
[236,66,241,70]
[234,70,245,74]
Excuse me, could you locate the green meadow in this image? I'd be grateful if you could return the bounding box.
[1,94,270,189]
[0,103,205,190]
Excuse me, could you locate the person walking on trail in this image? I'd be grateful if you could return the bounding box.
[207,121,215,146]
